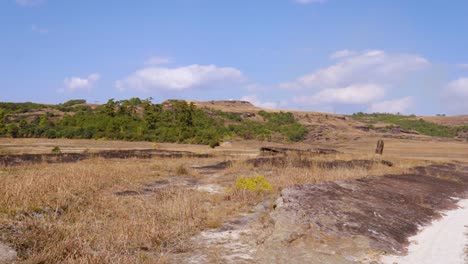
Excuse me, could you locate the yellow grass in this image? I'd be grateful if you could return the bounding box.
[333,136,468,162]
[0,136,465,263]
[0,158,239,263]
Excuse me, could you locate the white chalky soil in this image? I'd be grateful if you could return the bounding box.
[381,199,468,264]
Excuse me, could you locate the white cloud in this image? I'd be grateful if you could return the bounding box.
[367,97,413,114]
[446,78,468,97]
[330,49,355,59]
[295,0,327,4]
[280,50,429,90]
[145,56,171,65]
[281,50,429,110]
[441,77,468,114]
[240,95,286,109]
[16,0,44,7]
[116,64,244,92]
[31,24,49,34]
[442,77,468,113]
[63,73,100,92]
[294,83,385,105]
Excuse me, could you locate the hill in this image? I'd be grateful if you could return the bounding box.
[1,98,468,146]
[0,99,308,146]
[419,115,468,127]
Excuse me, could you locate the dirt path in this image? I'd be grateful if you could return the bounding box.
[171,200,271,263]
[381,199,468,264]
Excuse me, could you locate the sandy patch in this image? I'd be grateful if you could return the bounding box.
[381,199,468,264]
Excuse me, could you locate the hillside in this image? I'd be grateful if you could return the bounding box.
[0,99,308,146]
[419,115,468,126]
[1,99,467,146]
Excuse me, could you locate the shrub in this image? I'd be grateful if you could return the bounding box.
[51,146,61,154]
[62,99,86,107]
[209,140,220,149]
[232,175,272,192]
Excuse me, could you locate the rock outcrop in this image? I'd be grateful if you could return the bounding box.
[255,164,468,263]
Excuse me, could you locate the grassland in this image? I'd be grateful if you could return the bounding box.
[1,136,462,263]
[1,100,468,263]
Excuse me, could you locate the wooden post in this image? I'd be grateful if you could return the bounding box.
[375,140,384,155]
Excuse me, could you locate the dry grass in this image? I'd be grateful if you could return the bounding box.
[420,115,468,127]
[1,152,417,263]
[222,152,428,206]
[0,158,239,264]
[0,136,457,263]
[333,136,468,163]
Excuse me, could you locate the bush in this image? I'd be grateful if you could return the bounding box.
[232,175,272,192]
[51,146,61,154]
[62,99,86,107]
[209,140,220,149]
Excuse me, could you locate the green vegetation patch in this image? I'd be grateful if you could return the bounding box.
[351,112,468,138]
[0,98,308,145]
[232,175,272,192]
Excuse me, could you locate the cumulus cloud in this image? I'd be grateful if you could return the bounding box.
[240,95,286,109]
[443,77,468,113]
[367,97,413,114]
[63,73,100,92]
[280,50,429,90]
[293,83,385,105]
[280,49,429,110]
[116,64,244,92]
[16,0,44,7]
[145,56,171,65]
[446,78,468,97]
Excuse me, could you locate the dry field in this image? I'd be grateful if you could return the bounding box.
[332,136,468,162]
[0,137,467,263]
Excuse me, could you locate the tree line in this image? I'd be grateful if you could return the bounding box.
[0,98,309,146]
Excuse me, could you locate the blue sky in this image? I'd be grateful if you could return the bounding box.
[2,0,468,115]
